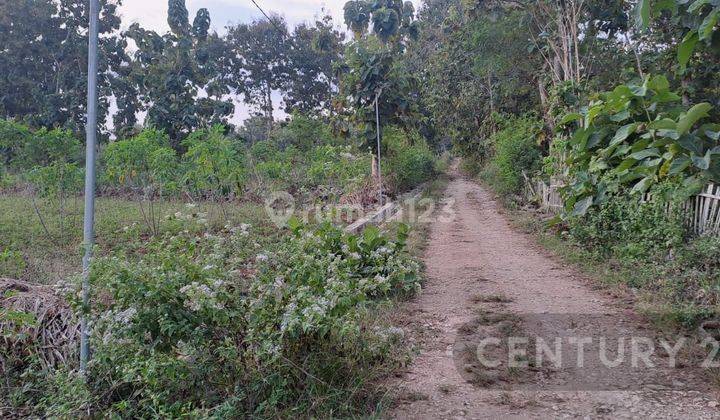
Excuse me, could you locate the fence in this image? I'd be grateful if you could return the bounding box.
[527,178,720,237]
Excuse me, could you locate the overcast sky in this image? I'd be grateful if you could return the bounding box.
[118,0,351,34]
[116,0,421,126]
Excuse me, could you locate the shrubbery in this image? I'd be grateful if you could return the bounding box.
[566,182,687,260]
[1,118,436,206]
[481,115,543,195]
[102,129,178,196]
[383,126,436,192]
[556,75,719,217]
[13,214,421,417]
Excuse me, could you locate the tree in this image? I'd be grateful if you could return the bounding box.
[283,14,345,117]
[121,0,233,150]
[226,16,290,137]
[405,0,541,153]
[340,0,420,177]
[0,0,126,138]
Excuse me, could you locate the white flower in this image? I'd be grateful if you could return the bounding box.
[114,307,137,325]
[387,327,405,338]
[185,203,197,209]
[349,252,361,260]
[256,253,269,262]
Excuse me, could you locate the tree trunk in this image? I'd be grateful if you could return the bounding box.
[681,75,691,107]
[265,80,273,138]
[538,78,555,133]
[371,154,378,179]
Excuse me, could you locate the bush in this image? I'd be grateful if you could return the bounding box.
[16,127,81,170]
[305,144,369,193]
[248,135,370,200]
[660,237,720,315]
[246,220,420,416]
[383,126,436,192]
[484,116,542,195]
[102,129,179,195]
[271,114,333,151]
[182,126,246,199]
[26,162,84,198]
[0,246,26,278]
[556,76,720,217]
[567,188,686,260]
[24,215,421,418]
[0,119,33,166]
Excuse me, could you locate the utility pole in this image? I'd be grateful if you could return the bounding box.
[80,0,100,374]
[374,88,383,205]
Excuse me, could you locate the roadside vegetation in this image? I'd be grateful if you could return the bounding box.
[432,0,720,329]
[0,0,442,417]
[3,0,720,416]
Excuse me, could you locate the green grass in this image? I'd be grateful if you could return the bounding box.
[506,207,720,331]
[0,193,275,284]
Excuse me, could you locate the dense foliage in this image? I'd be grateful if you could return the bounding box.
[557,75,718,216]
[6,214,420,417]
[415,0,720,324]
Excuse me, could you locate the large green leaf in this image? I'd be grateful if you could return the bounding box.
[678,134,704,155]
[648,74,670,92]
[560,112,583,126]
[649,118,677,130]
[631,176,654,194]
[615,158,638,173]
[688,0,710,13]
[699,9,719,41]
[692,150,712,170]
[677,102,712,134]
[635,0,651,29]
[629,148,661,160]
[609,110,631,122]
[678,31,699,72]
[585,105,604,127]
[571,195,594,216]
[609,123,639,147]
[572,127,594,150]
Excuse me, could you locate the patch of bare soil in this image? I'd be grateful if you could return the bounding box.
[388,171,720,419]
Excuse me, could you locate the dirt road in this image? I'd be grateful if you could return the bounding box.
[389,172,720,419]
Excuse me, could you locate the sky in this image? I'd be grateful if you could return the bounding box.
[118,0,350,34]
[116,0,421,126]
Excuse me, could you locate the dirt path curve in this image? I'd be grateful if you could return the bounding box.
[389,170,720,419]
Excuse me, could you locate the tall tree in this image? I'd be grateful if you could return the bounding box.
[339,0,420,175]
[121,0,233,149]
[0,0,126,138]
[283,14,345,117]
[226,15,290,136]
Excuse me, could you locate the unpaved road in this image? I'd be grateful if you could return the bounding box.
[389,172,720,419]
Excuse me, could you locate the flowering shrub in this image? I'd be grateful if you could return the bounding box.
[250,220,418,341]
[245,219,420,416]
[42,213,421,417]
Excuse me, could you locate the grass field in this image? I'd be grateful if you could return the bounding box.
[0,193,276,284]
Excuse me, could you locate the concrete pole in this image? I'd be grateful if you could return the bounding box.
[80,0,100,373]
[375,90,383,205]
